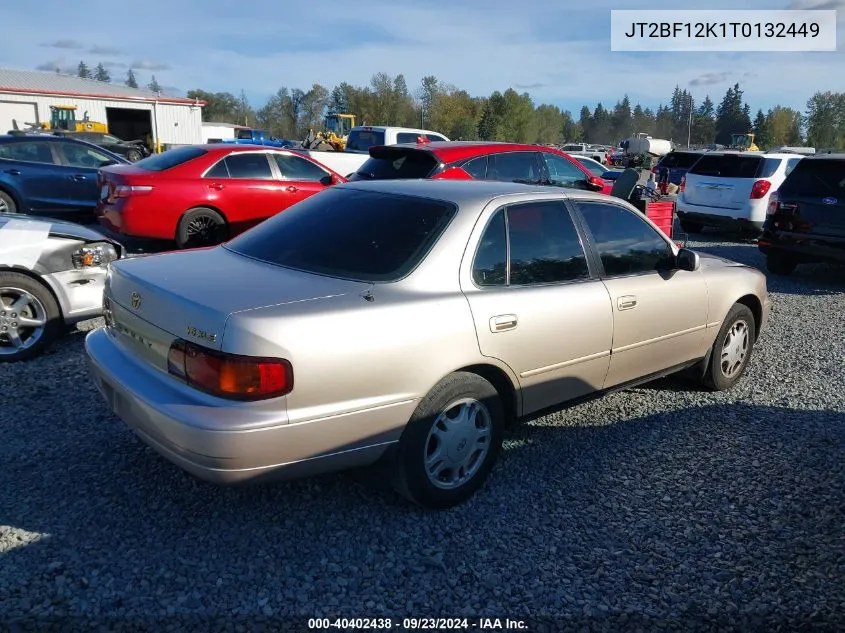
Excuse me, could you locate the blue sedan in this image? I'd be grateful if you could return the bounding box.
[0,134,127,220]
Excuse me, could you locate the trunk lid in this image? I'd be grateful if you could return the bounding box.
[105,246,369,369]
[682,153,765,210]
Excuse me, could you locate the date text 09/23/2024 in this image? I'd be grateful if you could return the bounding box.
[307,617,528,630]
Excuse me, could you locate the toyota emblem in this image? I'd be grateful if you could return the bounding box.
[130,292,141,310]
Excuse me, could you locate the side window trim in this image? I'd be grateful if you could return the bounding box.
[570,199,676,279]
[469,200,597,290]
[203,156,231,178]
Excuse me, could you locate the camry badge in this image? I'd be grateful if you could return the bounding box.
[130,292,141,310]
[822,197,838,205]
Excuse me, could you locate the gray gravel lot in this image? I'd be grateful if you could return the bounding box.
[1,231,844,632]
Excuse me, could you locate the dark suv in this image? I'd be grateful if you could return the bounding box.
[652,150,703,185]
[758,153,845,276]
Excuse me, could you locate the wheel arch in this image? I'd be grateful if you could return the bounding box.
[175,205,229,241]
[0,266,65,318]
[454,362,520,425]
[0,183,23,210]
[736,293,763,342]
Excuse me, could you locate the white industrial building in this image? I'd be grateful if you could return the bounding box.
[0,68,204,149]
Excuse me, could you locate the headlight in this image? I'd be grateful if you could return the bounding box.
[72,242,119,269]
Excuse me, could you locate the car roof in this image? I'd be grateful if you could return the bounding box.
[698,151,801,159]
[383,140,563,163]
[333,177,609,207]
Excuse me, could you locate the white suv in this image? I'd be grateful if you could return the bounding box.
[677,152,803,235]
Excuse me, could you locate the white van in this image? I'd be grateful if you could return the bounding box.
[677,151,804,235]
[345,126,450,154]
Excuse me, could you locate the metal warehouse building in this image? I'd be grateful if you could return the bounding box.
[0,68,204,148]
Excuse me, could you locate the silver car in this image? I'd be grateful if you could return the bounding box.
[86,180,770,508]
[0,213,122,361]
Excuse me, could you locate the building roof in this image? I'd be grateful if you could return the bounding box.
[202,122,248,128]
[0,67,203,106]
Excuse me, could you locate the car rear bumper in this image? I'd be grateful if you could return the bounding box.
[677,208,764,234]
[85,327,408,484]
[758,230,845,264]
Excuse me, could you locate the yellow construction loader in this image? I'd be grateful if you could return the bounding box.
[24,105,109,133]
[302,113,356,151]
[729,133,760,151]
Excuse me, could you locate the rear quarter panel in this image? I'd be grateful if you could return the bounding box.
[221,287,493,427]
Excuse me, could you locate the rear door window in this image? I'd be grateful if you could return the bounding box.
[273,153,328,181]
[461,155,488,179]
[346,129,386,152]
[779,158,845,198]
[224,153,274,179]
[486,151,541,184]
[688,154,763,178]
[396,132,423,144]
[348,150,439,181]
[0,141,57,164]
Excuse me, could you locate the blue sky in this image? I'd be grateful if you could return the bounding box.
[1,0,842,116]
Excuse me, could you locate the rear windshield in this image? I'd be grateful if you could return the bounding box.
[346,129,386,152]
[348,149,439,181]
[688,154,765,178]
[659,152,701,169]
[134,146,206,171]
[779,158,845,198]
[225,187,457,282]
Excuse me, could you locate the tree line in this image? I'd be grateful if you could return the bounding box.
[65,61,845,150]
[72,61,162,95]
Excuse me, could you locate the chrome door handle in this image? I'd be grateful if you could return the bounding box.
[3,169,21,176]
[286,186,299,193]
[617,295,637,310]
[490,314,517,332]
[208,183,224,190]
[69,174,86,182]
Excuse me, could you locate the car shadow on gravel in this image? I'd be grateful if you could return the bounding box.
[1,377,844,629]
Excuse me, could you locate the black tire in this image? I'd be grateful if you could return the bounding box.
[0,190,17,214]
[125,149,143,162]
[766,252,797,276]
[391,372,504,509]
[679,219,703,234]
[701,303,756,391]
[175,207,227,249]
[0,272,62,362]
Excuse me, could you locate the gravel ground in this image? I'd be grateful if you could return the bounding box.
[1,232,844,632]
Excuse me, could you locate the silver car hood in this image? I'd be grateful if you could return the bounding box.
[107,246,370,350]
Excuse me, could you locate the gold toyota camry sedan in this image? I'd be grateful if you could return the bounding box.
[86,179,771,509]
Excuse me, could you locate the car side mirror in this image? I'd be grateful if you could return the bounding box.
[676,247,700,272]
[320,174,334,186]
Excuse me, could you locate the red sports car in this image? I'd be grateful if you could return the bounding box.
[95,145,346,249]
[348,141,606,194]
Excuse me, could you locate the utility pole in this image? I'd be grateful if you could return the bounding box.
[687,94,693,147]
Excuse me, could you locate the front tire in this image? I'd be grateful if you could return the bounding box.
[0,272,62,362]
[766,252,797,276]
[176,207,227,249]
[125,149,143,162]
[701,303,756,391]
[0,190,17,214]
[392,372,504,509]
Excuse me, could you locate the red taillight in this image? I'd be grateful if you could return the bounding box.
[679,175,686,193]
[167,339,293,401]
[750,179,771,199]
[113,185,154,198]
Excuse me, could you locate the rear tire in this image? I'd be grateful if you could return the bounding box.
[0,272,62,362]
[176,207,227,249]
[679,219,703,234]
[766,252,797,276]
[701,303,756,391]
[125,149,143,162]
[391,372,504,509]
[0,190,17,214]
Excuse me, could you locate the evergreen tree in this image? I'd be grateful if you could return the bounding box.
[148,75,162,93]
[77,61,91,79]
[125,69,138,88]
[94,63,110,82]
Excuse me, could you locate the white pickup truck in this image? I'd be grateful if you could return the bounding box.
[560,143,606,164]
[300,126,451,177]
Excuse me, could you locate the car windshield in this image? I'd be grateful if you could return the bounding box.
[133,146,207,171]
[346,129,386,152]
[688,154,763,178]
[348,149,439,181]
[779,158,845,198]
[225,187,457,282]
